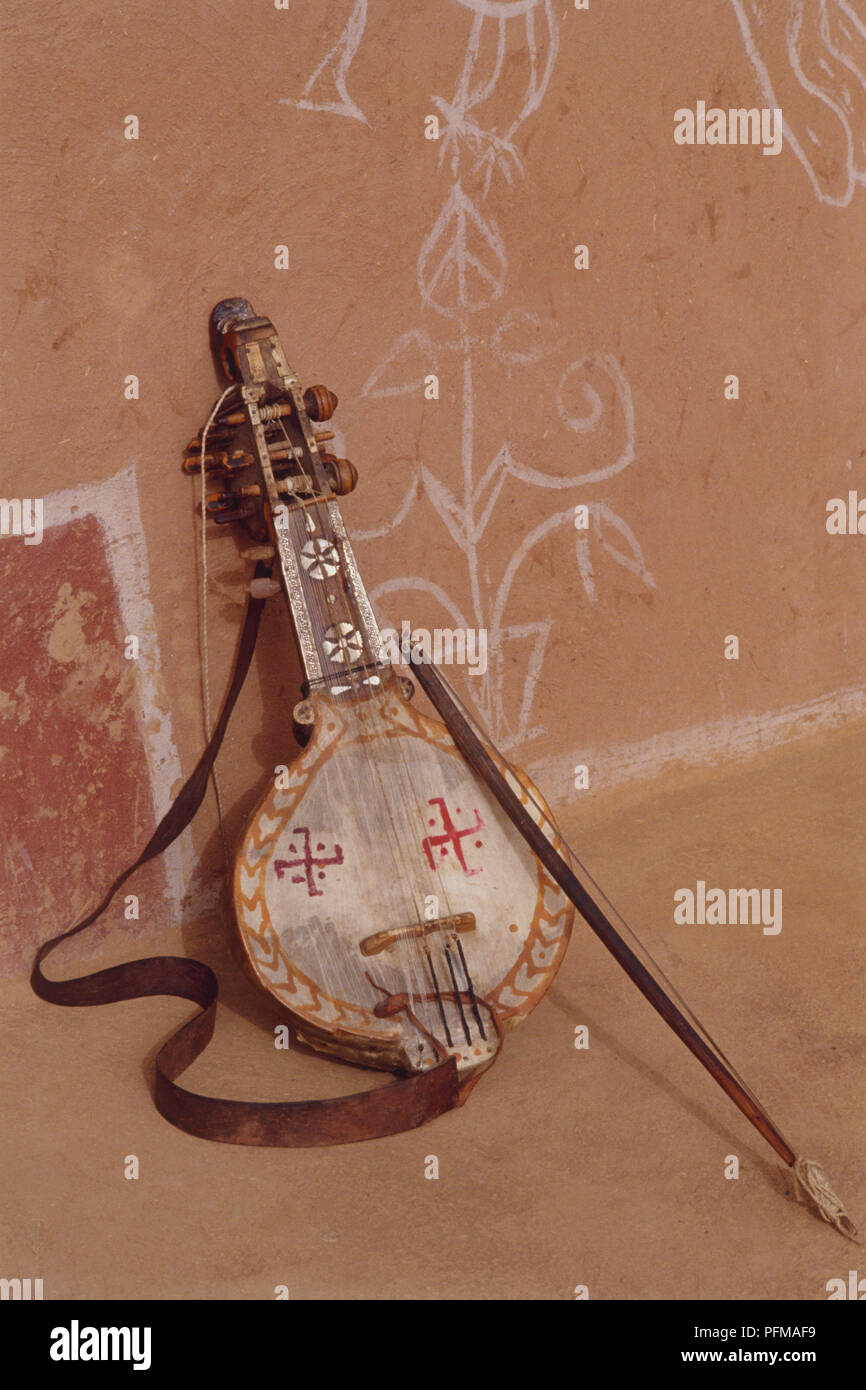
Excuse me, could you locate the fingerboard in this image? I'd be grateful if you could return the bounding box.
[271,495,384,688]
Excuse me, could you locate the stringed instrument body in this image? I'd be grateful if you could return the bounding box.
[192,299,574,1090]
[235,671,572,1084]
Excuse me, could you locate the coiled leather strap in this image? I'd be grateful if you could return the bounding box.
[31,573,460,1146]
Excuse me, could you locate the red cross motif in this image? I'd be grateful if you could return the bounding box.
[421,797,484,876]
[274,827,344,897]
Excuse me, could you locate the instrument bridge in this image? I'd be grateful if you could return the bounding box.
[359,912,476,958]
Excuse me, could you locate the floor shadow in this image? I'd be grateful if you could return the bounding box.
[544,982,789,1200]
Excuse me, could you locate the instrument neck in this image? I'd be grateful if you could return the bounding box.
[270,491,385,690]
[221,311,384,692]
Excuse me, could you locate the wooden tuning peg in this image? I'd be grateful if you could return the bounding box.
[185,448,254,476]
[206,484,261,507]
[257,401,294,424]
[266,441,300,462]
[183,449,229,475]
[223,450,256,473]
[212,504,257,525]
[303,385,338,422]
[320,454,358,496]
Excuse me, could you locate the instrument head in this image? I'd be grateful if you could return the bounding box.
[183,302,354,540]
[210,298,260,381]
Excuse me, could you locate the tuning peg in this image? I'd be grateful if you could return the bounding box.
[183,449,229,475]
[266,441,302,462]
[303,385,338,422]
[223,450,255,473]
[192,425,235,445]
[313,430,335,445]
[320,454,358,496]
[183,448,254,476]
[218,401,294,427]
[259,402,294,424]
[212,505,257,525]
[206,484,261,509]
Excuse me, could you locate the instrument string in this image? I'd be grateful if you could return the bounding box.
[268,414,436,1048]
[363,654,463,1032]
[262,417,422,1017]
[272,413,480,1054]
[350,611,485,1047]
[366,624,488,1040]
[197,382,241,876]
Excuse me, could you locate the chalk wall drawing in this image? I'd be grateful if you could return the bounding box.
[731,0,866,206]
[434,0,560,195]
[291,0,653,749]
[280,0,370,125]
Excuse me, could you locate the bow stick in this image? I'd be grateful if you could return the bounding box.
[408,645,858,1240]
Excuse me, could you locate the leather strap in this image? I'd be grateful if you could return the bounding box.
[31,572,460,1146]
